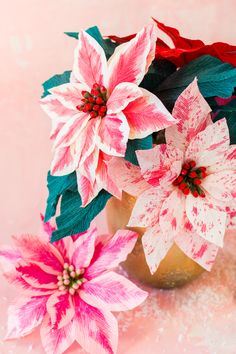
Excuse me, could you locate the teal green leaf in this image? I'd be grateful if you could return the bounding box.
[207,97,236,144]
[42,71,71,98]
[51,190,111,241]
[45,172,77,222]
[156,55,236,110]
[65,26,117,59]
[125,135,153,166]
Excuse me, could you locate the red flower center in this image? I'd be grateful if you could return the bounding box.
[76,83,108,118]
[172,160,207,198]
[57,263,87,295]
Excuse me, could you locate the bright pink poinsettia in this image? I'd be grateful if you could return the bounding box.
[110,79,236,274]
[40,23,176,205]
[0,224,147,354]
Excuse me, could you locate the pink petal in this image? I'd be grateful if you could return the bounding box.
[79,146,100,184]
[185,119,230,167]
[40,95,76,121]
[186,195,227,247]
[53,113,90,149]
[74,296,118,354]
[86,230,138,279]
[4,271,55,296]
[107,82,142,114]
[71,227,97,270]
[12,234,64,274]
[16,261,58,289]
[227,209,236,230]
[46,291,75,330]
[166,78,212,152]
[49,82,89,110]
[108,157,150,197]
[209,145,236,172]
[136,144,183,187]
[127,187,163,228]
[41,215,56,238]
[97,112,129,156]
[203,170,236,202]
[124,88,176,139]
[159,189,185,236]
[76,171,101,206]
[51,145,78,176]
[80,271,147,311]
[0,246,21,272]
[175,230,219,271]
[142,224,174,274]
[54,237,74,264]
[73,30,108,87]
[40,314,75,354]
[108,23,157,92]
[5,295,48,339]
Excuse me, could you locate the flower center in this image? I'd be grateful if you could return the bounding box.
[76,83,108,118]
[57,263,87,295]
[172,160,207,198]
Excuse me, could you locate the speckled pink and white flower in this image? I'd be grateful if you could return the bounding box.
[110,79,236,274]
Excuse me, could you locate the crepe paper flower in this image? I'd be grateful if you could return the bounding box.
[40,23,176,206]
[0,226,147,354]
[109,19,236,68]
[110,79,236,274]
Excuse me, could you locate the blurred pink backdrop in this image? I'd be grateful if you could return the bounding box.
[0,1,236,353]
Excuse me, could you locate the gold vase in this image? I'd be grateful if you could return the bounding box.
[106,192,204,289]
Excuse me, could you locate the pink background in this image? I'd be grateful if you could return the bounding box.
[0,1,236,353]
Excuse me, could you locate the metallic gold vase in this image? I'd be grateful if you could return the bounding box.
[106,192,204,289]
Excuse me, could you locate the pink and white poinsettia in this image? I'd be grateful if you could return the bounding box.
[40,23,176,205]
[109,79,236,274]
[0,223,147,354]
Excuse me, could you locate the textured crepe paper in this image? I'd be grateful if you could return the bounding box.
[40,23,177,207]
[0,225,147,354]
[110,79,236,274]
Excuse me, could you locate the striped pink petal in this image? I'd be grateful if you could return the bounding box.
[46,291,75,330]
[186,195,227,247]
[209,145,236,173]
[127,187,163,228]
[49,82,88,110]
[136,144,183,187]
[4,271,55,296]
[73,30,108,87]
[166,78,212,152]
[5,295,48,339]
[16,261,58,289]
[159,189,186,236]
[185,119,230,167]
[12,234,64,274]
[108,157,149,197]
[40,95,76,121]
[108,23,157,92]
[79,146,100,184]
[107,82,142,114]
[124,88,176,139]
[71,228,97,269]
[74,296,118,354]
[51,145,78,176]
[142,224,174,274]
[80,271,147,311]
[86,230,138,279]
[76,171,101,207]
[0,246,21,272]
[203,170,236,202]
[40,314,75,354]
[175,230,219,271]
[97,112,129,156]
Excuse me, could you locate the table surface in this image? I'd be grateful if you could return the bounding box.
[0,231,235,354]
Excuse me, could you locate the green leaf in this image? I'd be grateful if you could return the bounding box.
[140,59,176,92]
[125,135,153,166]
[207,97,236,144]
[156,55,236,110]
[45,172,77,222]
[51,190,111,241]
[65,26,117,59]
[42,71,71,98]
